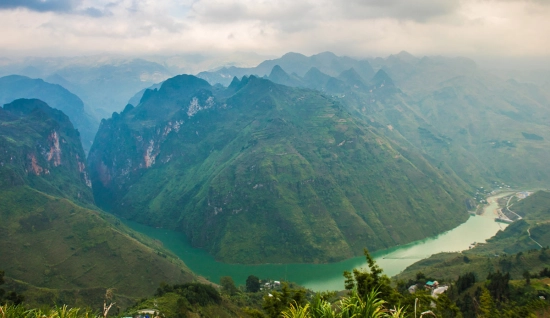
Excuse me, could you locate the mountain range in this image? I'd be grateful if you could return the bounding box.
[88,74,470,264]
[198,52,550,189]
[0,50,549,310]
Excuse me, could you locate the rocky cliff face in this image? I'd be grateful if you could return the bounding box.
[0,98,93,205]
[88,75,470,264]
[0,98,199,308]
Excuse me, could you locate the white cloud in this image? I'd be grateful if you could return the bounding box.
[0,0,548,60]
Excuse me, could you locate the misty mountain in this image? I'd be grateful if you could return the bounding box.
[206,52,550,188]
[88,74,470,264]
[0,75,98,152]
[0,57,174,121]
[197,52,375,86]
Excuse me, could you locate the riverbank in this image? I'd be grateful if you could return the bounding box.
[123,191,510,291]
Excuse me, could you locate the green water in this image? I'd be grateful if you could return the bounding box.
[124,195,508,291]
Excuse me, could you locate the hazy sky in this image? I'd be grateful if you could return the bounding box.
[0,0,549,61]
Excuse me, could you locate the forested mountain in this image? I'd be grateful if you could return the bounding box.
[0,76,98,153]
[0,99,197,308]
[0,98,93,204]
[88,74,471,264]
[200,52,550,188]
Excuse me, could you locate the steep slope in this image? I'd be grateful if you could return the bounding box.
[0,99,93,205]
[267,65,303,87]
[0,186,196,309]
[199,52,550,188]
[0,98,197,308]
[88,74,470,264]
[0,75,98,152]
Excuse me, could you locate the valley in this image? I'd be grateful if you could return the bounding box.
[121,191,512,292]
[1,50,549,316]
[2,1,550,315]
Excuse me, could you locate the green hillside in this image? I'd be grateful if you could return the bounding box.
[0,98,93,206]
[88,74,471,264]
[204,53,550,189]
[0,99,198,309]
[0,186,197,309]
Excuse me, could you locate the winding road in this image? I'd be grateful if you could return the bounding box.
[527,227,543,248]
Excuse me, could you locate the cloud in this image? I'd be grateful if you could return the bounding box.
[81,7,111,17]
[0,0,548,61]
[335,0,461,22]
[0,0,75,12]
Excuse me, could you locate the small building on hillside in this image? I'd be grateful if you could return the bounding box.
[135,309,162,318]
[425,281,439,289]
[432,286,449,298]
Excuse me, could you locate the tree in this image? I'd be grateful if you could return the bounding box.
[246,275,261,293]
[434,293,462,318]
[416,272,427,280]
[220,276,239,295]
[343,249,397,304]
[486,271,509,303]
[456,272,476,294]
[263,283,306,318]
[0,270,23,306]
[478,288,499,318]
[522,270,531,286]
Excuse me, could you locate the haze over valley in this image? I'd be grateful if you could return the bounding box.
[1,0,549,317]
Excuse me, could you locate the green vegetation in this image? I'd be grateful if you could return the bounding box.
[0,186,197,309]
[0,99,201,310]
[0,271,24,306]
[3,248,549,317]
[89,74,471,264]
[0,98,93,206]
[246,276,261,293]
[0,304,97,318]
[0,75,98,152]
[202,53,550,189]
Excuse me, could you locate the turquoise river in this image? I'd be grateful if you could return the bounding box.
[124,192,511,291]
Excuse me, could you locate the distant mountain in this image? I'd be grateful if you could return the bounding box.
[0,57,174,121]
[222,52,550,188]
[0,75,98,152]
[88,74,470,264]
[0,98,197,308]
[267,65,303,87]
[127,82,163,107]
[46,58,173,120]
[337,68,367,89]
[197,52,375,86]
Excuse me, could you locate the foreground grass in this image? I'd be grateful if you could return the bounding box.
[0,305,96,318]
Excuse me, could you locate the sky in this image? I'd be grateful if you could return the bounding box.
[0,0,549,64]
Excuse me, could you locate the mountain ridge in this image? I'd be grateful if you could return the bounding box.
[88,74,471,264]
